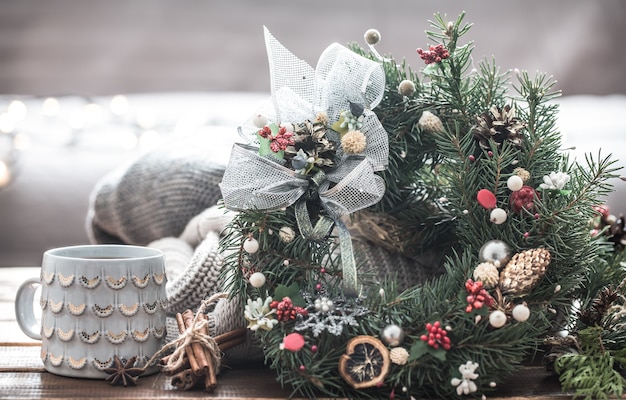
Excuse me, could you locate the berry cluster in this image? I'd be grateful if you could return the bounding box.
[509,185,539,213]
[258,125,295,152]
[465,279,495,313]
[270,297,308,321]
[416,44,450,64]
[420,321,451,350]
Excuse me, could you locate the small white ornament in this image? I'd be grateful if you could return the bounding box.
[252,114,268,128]
[512,304,530,322]
[450,361,479,395]
[381,324,405,347]
[554,284,561,293]
[314,297,334,313]
[249,272,266,288]
[390,347,410,365]
[490,208,508,225]
[507,175,524,191]
[243,237,259,254]
[489,310,507,328]
[278,226,296,243]
[539,171,571,190]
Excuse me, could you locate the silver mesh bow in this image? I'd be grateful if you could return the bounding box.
[220,28,389,296]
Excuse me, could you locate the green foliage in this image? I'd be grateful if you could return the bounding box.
[555,352,625,400]
[218,11,625,400]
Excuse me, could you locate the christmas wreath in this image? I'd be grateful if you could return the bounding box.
[218,13,626,399]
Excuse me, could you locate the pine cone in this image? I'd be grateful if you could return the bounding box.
[579,285,621,326]
[472,105,526,150]
[499,248,551,295]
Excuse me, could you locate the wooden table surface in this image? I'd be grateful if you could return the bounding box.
[0,267,573,399]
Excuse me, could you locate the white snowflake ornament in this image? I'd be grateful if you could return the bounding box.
[450,361,479,395]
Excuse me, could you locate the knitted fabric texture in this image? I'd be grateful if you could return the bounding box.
[86,141,225,246]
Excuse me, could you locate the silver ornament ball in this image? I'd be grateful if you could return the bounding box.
[479,240,511,268]
[381,324,405,347]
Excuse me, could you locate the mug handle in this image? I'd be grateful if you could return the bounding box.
[14,277,43,340]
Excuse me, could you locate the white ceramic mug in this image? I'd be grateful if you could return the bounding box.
[15,244,167,379]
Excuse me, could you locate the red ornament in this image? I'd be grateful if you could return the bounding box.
[510,185,539,213]
[477,189,497,209]
[282,332,305,352]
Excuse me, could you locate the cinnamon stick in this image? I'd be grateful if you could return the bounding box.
[198,313,217,391]
[170,368,201,390]
[182,309,211,376]
[213,327,247,353]
[175,312,201,374]
[160,355,191,376]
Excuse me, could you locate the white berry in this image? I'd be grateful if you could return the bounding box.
[489,310,507,328]
[507,175,524,191]
[490,208,508,225]
[243,237,259,254]
[512,304,530,322]
[252,114,268,128]
[249,272,266,288]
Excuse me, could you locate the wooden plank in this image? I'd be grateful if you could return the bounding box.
[0,344,572,400]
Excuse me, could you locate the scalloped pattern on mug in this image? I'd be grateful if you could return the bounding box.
[131,328,150,342]
[153,273,165,286]
[118,303,139,317]
[131,274,150,288]
[153,326,166,339]
[57,328,74,342]
[105,330,128,344]
[104,275,127,290]
[42,271,55,285]
[68,356,87,370]
[67,302,86,316]
[49,353,63,367]
[40,298,47,310]
[40,349,48,363]
[43,325,54,339]
[79,330,101,344]
[57,273,75,287]
[143,300,158,315]
[92,304,114,317]
[93,356,114,370]
[79,275,101,289]
[160,299,168,310]
[49,300,64,314]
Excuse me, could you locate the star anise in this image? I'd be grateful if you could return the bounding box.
[103,355,144,386]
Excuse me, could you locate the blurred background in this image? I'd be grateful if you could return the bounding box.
[1,0,625,96]
[1,0,625,266]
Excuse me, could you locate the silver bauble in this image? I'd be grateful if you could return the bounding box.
[381,324,405,347]
[479,240,511,269]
